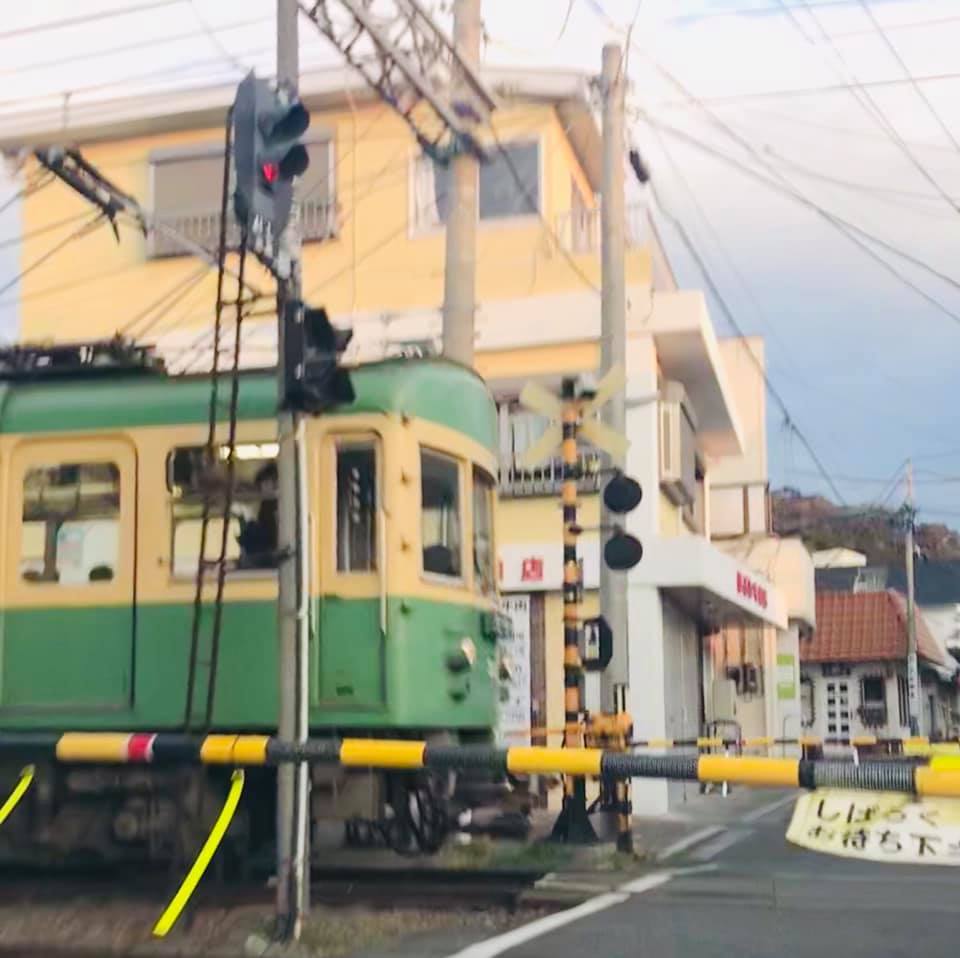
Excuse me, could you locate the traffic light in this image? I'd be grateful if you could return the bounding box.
[232,70,310,246]
[602,472,643,571]
[282,300,354,413]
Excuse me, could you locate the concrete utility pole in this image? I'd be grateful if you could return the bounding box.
[275,0,311,940]
[599,46,629,721]
[441,0,481,366]
[905,460,921,737]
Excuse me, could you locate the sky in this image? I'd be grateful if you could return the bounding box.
[2,0,960,525]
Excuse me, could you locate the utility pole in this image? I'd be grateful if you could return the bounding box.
[441,0,481,366]
[905,460,921,737]
[599,43,627,707]
[598,44,632,851]
[275,0,311,941]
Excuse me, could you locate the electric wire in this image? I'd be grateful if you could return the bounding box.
[640,114,960,330]
[0,1,185,42]
[648,178,847,506]
[0,213,105,300]
[856,0,960,156]
[790,0,960,215]
[0,16,268,78]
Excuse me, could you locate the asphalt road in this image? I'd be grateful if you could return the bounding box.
[440,801,960,958]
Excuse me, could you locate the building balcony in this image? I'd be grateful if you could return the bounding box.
[553,203,650,254]
[858,704,888,728]
[498,452,602,498]
[148,199,338,258]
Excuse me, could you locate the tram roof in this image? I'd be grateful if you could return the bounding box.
[0,357,497,451]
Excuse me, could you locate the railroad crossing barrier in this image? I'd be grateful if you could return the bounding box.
[0,732,960,797]
[3,734,960,935]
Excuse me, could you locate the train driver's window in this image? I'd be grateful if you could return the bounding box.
[473,465,495,594]
[336,442,377,572]
[20,461,121,585]
[421,449,462,579]
[167,443,278,577]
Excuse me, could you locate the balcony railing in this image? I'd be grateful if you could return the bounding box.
[498,453,602,498]
[553,203,650,254]
[858,704,888,728]
[149,199,338,258]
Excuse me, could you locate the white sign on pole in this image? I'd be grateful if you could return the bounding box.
[787,789,960,865]
[497,595,532,746]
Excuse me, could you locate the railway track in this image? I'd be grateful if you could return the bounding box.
[0,863,548,957]
[0,862,545,910]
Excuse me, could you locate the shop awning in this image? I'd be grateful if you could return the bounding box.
[629,535,787,630]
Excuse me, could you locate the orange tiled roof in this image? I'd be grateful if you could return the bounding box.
[806,590,952,668]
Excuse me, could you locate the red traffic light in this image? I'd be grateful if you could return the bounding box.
[261,162,279,184]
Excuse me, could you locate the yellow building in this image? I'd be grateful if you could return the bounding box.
[0,65,813,816]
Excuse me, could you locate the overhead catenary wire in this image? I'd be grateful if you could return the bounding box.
[0,16,269,78]
[855,0,960,156]
[188,0,252,74]
[788,0,960,215]
[648,179,847,506]
[0,0,185,42]
[640,114,960,330]
[0,210,96,251]
[0,213,105,300]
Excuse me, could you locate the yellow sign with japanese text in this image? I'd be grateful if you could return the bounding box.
[787,789,960,865]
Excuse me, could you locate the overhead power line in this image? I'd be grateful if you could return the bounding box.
[648,178,847,505]
[653,73,960,109]
[789,0,960,215]
[0,16,268,78]
[0,213,106,299]
[0,1,185,42]
[642,114,960,331]
[855,0,960,156]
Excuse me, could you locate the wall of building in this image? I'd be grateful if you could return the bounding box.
[709,336,768,540]
[17,102,611,343]
[921,604,960,657]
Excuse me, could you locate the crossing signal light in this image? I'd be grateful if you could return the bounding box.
[232,71,311,242]
[282,300,354,413]
[603,471,643,572]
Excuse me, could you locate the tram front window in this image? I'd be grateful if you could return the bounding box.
[167,443,278,576]
[421,449,462,579]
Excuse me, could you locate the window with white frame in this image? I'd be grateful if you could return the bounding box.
[411,141,540,232]
[149,138,337,257]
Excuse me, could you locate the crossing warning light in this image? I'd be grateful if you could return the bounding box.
[602,471,643,572]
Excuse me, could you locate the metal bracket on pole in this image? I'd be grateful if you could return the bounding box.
[300,0,496,161]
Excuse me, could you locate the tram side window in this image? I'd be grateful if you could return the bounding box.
[20,462,121,585]
[336,443,377,572]
[421,449,462,578]
[473,465,495,594]
[168,443,278,576]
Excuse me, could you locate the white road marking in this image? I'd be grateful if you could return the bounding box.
[444,872,673,958]
[618,871,677,894]
[655,825,724,861]
[689,827,751,861]
[740,793,798,824]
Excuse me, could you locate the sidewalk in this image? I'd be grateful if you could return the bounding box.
[519,786,797,905]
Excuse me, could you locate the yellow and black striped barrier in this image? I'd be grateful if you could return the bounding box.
[2,731,960,798]
[629,735,960,754]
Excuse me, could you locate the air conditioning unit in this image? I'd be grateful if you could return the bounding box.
[659,381,695,507]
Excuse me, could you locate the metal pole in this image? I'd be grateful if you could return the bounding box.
[275,0,310,941]
[551,379,597,844]
[905,460,921,737]
[441,0,480,366]
[599,43,631,852]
